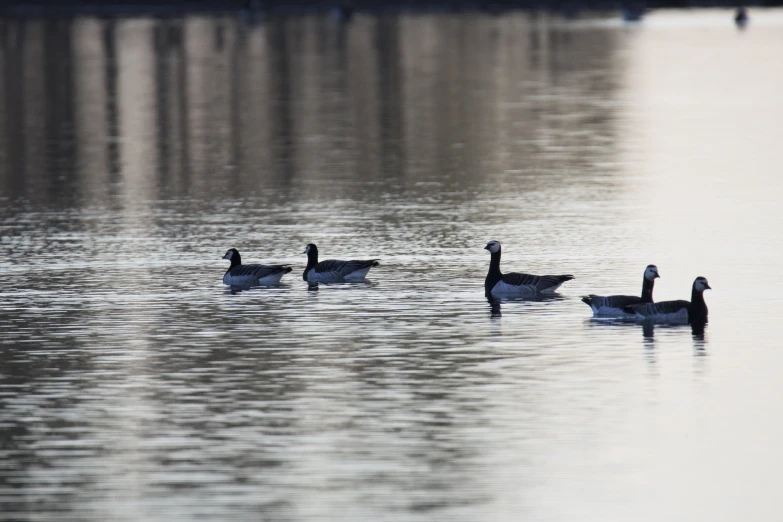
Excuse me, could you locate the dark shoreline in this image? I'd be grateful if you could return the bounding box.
[0,1,775,18]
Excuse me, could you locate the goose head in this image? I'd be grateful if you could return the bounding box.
[303,243,318,256]
[693,276,711,293]
[484,240,501,254]
[223,248,240,263]
[644,265,660,280]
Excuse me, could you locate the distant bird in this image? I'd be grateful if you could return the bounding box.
[582,264,659,318]
[735,7,748,27]
[624,276,711,324]
[484,240,574,297]
[302,243,379,283]
[222,248,292,286]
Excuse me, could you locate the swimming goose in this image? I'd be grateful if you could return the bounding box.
[222,248,292,286]
[484,240,574,296]
[624,276,711,324]
[582,264,659,317]
[303,243,379,283]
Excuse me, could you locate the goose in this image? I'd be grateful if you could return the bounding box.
[582,264,659,318]
[222,248,292,286]
[303,243,379,283]
[735,6,748,26]
[484,240,574,296]
[624,276,711,324]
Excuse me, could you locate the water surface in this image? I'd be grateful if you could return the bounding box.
[1,9,782,521]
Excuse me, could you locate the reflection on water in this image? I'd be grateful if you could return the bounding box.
[1,9,783,522]
[0,11,624,205]
[487,293,567,318]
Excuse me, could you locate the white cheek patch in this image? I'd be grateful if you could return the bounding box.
[305,245,311,254]
[488,242,500,253]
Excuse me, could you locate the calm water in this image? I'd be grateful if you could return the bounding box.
[1,8,782,521]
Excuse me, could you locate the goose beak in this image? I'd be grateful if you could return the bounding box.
[222,253,230,260]
[705,283,712,290]
[655,273,660,279]
[302,249,307,254]
[484,245,490,250]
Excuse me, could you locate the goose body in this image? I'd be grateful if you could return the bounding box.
[222,248,292,286]
[484,240,573,296]
[303,243,379,283]
[624,277,711,324]
[582,265,659,318]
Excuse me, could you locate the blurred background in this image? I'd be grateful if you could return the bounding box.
[0,3,782,522]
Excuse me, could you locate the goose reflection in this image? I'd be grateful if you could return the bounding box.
[638,317,708,341]
[305,280,378,293]
[584,317,708,349]
[640,319,709,342]
[485,292,565,318]
[487,296,502,318]
[691,320,708,348]
[225,283,290,295]
[583,317,642,333]
[641,319,655,340]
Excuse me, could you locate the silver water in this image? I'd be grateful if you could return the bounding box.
[1,9,782,521]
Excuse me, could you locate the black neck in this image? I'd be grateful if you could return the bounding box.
[640,276,655,303]
[230,253,241,268]
[303,249,318,281]
[485,248,502,291]
[689,286,708,324]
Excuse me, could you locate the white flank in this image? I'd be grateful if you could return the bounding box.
[594,306,633,318]
[491,280,537,296]
[258,272,285,284]
[344,267,372,281]
[636,309,689,324]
